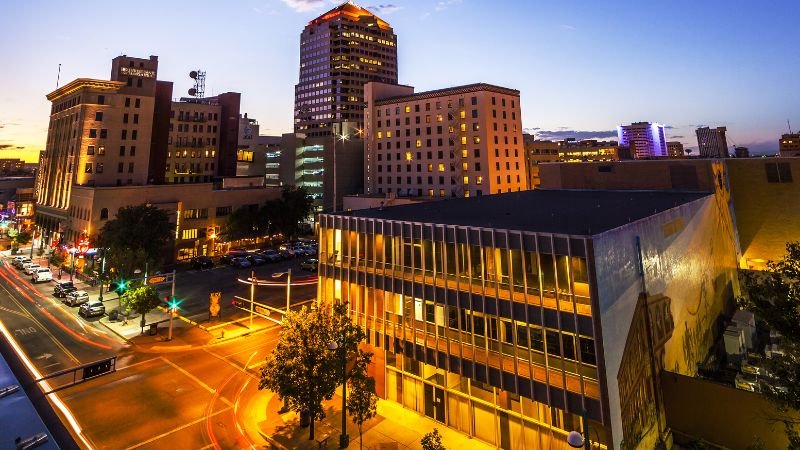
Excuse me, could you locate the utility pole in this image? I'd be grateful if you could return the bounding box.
[285,269,292,314]
[98,249,106,302]
[249,270,256,329]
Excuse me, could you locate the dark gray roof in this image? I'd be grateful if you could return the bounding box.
[344,189,709,235]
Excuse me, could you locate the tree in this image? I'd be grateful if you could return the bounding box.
[421,428,446,450]
[15,230,31,247]
[98,204,172,277]
[347,365,377,450]
[739,242,800,447]
[269,186,314,239]
[259,301,367,441]
[121,285,162,334]
[223,205,264,242]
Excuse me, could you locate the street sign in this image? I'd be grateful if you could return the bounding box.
[209,292,221,318]
[144,272,174,285]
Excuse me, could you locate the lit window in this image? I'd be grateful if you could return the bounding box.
[476,176,483,185]
[405,106,411,113]
[460,123,466,132]
[439,189,446,197]
[415,140,422,148]
[460,111,466,119]
[463,176,469,185]
[462,149,468,158]
[473,137,481,144]
[461,136,467,145]
[405,152,412,161]
[182,228,198,240]
[438,163,445,172]
[464,190,470,198]
[387,131,392,138]
[427,189,434,197]
[377,131,382,139]
[437,114,443,122]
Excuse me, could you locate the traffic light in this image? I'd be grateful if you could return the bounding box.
[167,296,182,315]
[111,278,128,295]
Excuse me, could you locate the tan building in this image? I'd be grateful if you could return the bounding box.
[68,178,280,261]
[166,98,226,183]
[667,141,685,158]
[696,126,729,158]
[364,82,528,198]
[780,133,800,157]
[538,158,800,270]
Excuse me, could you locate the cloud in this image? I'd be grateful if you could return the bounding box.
[560,24,576,30]
[435,0,462,11]
[279,0,327,12]
[670,135,685,139]
[527,129,619,141]
[368,4,401,15]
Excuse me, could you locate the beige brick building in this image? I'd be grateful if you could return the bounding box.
[364,82,528,198]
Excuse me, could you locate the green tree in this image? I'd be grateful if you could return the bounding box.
[739,242,800,447]
[421,428,446,450]
[223,205,264,242]
[98,204,172,277]
[269,186,314,239]
[121,285,162,334]
[347,363,377,450]
[15,230,31,246]
[258,301,367,441]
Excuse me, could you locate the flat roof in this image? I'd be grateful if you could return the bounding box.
[375,83,520,105]
[343,189,709,235]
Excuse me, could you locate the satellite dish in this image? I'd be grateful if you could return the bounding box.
[188,88,197,96]
[189,70,198,79]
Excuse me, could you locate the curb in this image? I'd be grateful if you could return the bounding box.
[97,319,133,345]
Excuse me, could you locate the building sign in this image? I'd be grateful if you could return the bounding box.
[147,275,167,285]
[77,237,90,254]
[120,66,155,78]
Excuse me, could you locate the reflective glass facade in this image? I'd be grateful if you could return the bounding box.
[317,214,611,449]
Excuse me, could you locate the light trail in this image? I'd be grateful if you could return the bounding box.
[0,320,95,449]
[236,275,318,287]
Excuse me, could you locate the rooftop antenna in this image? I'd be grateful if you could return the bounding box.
[789,120,793,134]
[188,70,206,98]
[56,63,61,88]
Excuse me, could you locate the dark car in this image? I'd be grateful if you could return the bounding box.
[221,250,249,265]
[54,281,76,298]
[231,257,252,269]
[300,258,319,272]
[247,254,266,266]
[191,256,214,270]
[259,249,282,263]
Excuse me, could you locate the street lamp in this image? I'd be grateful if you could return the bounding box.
[98,249,107,302]
[68,247,77,282]
[328,336,349,449]
[271,269,292,316]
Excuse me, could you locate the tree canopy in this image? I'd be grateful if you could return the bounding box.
[740,242,800,447]
[121,285,163,334]
[98,204,173,276]
[224,186,314,243]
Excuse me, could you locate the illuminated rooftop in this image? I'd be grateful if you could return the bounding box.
[309,1,391,30]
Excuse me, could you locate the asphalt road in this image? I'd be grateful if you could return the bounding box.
[0,254,317,449]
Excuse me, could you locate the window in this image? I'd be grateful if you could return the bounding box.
[415,140,422,148]
[216,206,232,217]
[89,129,97,138]
[463,176,469,185]
[97,95,105,105]
[476,176,483,185]
[766,162,793,183]
[438,163,445,172]
[97,146,105,155]
[471,110,478,119]
[119,146,125,156]
[128,162,134,173]
[580,337,596,365]
[87,145,95,155]
[96,163,104,173]
[121,130,127,140]
[473,137,481,144]
[100,208,109,220]
[133,114,139,124]
[471,96,478,105]
[182,229,198,240]
[130,146,136,156]
[95,111,103,121]
[118,162,124,173]
[84,163,92,173]
[125,97,131,107]
[134,98,140,108]
[405,106,410,113]
[131,130,137,140]
[123,113,129,124]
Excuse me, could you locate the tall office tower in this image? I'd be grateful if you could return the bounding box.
[695,126,729,158]
[667,141,685,158]
[294,1,398,137]
[780,133,800,157]
[364,82,528,198]
[617,122,668,159]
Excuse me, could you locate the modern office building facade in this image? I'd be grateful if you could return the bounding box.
[695,126,729,158]
[780,133,800,157]
[364,82,528,198]
[617,122,668,159]
[290,2,398,210]
[317,189,739,449]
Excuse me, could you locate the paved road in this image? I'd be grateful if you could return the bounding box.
[0,254,317,449]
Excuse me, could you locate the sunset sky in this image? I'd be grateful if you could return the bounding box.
[1,0,798,162]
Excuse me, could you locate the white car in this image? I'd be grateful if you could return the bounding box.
[23,263,41,275]
[31,268,52,283]
[65,290,90,306]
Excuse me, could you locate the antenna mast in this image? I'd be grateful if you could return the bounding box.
[57,64,61,88]
[789,119,793,134]
[188,70,206,98]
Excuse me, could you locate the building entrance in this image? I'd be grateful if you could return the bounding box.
[424,384,445,423]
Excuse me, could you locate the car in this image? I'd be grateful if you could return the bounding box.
[300,245,317,256]
[292,246,310,257]
[23,263,41,275]
[65,290,90,307]
[259,249,282,263]
[12,257,31,269]
[300,258,319,271]
[278,245,296,259]
[54,281,76,298]
[79,300,105,318]
[231,257,252,269]
[221,250,249,265]
[31,268,52,283]
[247,254,267,266]
[191,256,214,270]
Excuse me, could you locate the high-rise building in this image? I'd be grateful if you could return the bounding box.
[288,2,398,210]
[780,133,800,157]
[363,82,528,198]
[667,141,685,158]
[695,126,729,158]
[617,122,668,159]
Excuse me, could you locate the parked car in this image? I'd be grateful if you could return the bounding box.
[247,254,267,266]
[231,257,252,269]
[278,245,296,259]
[65,290,90,306]
[31,268,53,283]
[259,249,282,263]
[300,258,319,272]
[54,281,76,298]
[12,257,31,269]
[191,256,214,270]
[79,300,105,318]
[221,250,249,265]
[301,245,317,256]
[23,263,41,275]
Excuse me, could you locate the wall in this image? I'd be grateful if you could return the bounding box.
[591,195,740,449]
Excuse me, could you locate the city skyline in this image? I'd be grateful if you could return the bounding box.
[1,0,799,162]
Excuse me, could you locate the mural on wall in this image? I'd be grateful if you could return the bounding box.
[592,196,739,449]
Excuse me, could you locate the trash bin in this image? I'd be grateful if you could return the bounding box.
[149,323,158,336]
[108,310,118,321]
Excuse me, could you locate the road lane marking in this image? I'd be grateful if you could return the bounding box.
[203,348,259,381]
[0,278,81,364]
[123,405,232,450]
[115,357,161,371]
[160,356,229,402]
[0,304,29,318]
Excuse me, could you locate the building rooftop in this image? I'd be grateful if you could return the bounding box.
[344,189,708,235]
[310,1,391,29]
[375,83,519,105]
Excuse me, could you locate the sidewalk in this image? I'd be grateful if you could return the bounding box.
[256,388,492,450]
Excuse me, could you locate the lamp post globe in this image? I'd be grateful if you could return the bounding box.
[567,431,585,448]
